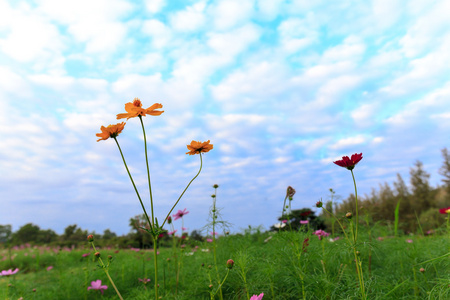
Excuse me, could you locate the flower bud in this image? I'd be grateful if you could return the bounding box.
[345,212,352,219]
[419,268,425,273]
[209,284,213,289]
[211,194,216,198]
[87,235,94,242]
[167,216,172,224]
[94,252,101,258]
[316,201,323,208]
[213,184,219,189]
[226,259,234,269]
[356,251,360,256]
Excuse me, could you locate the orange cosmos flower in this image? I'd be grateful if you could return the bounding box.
[96,122,126,142]
[186,140,213,155]
[116,98,164,120]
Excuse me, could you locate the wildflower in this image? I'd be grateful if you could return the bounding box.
[168,230,177,235]
[282,220,287,224]
[139,278,151,284]
[406,239,413,243]
[439,206,450,214]
[87,235,94,242]
[302,238,309,252]
[206,238,213,243]
[182,227,188,231]
[313,229,330,240]
[250,293,264,300]
[186,140,213,155]
[96,122,126,142]
[116,98,164,120]
[46,266,53,271]
[210,231,218,236]
[226,259,234,269]
[173,208,189,220]
[286,186,296,199]
[87,280,108,294]
[300,211,311,217]
[316,201,323,208]
[0,268,19,276]
[345,212,352,219]
[300,220,309,224]
[273,222,286,229]
[82,252,90,257]
[333,153,363,170]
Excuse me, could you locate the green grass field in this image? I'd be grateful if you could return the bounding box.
[1,225,449,300]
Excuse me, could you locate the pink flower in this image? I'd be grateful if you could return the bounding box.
[282,220,287,224]
[377,237,384,241]
[406,239,413,243]
[333,237,340,241]
[210,231,218,235]
[168,230,177,235]
[87,280,108,294]
[130,247,140,252]
[182,227,188,231]
[300,220,309,224]
[333,153,363,170]
[82,252,90,257]
[138,278,151,283]
[313,230,330,240]
[173,208,189,220]
[206,238,213,243]
[46,266,53,271]
[0,268,19,276]
[250,293,264,300]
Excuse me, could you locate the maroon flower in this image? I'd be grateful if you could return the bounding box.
[333,153,363,170]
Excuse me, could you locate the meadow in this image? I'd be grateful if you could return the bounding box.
[1,224,449,300]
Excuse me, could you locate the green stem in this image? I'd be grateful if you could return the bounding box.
[161,153,203,228]
[139,115,155,226]
[114,137,153,229]
[90,243,123,300]
[351,170,359,242]
[153,236,159,300]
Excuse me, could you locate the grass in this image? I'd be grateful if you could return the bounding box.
[1,225,449,300]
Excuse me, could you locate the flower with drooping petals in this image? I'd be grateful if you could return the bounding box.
[173,208,189,220]
[313,229,330,240]
[439,206,450,214]
[96,122,126,142]
[333,153,363,170]
[0,268,19,276]
[186,140,213,155]
[116,98,164,120]
[87,280,108,294]
[250,293,264,300]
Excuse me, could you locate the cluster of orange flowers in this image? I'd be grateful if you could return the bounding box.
[96,98,213,155]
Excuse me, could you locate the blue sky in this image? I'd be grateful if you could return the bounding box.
[1,0,449,236]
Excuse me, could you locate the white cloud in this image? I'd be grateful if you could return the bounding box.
[144,0,166,13]
[330,135,367,150]
[209,0,254,30]
[142,19,172,49]
[169,1,207,32]
[277,15,319,53]
[351,102,378,127]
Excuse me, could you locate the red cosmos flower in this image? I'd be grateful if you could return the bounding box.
[439,206,450,214]
[333,153,363,170]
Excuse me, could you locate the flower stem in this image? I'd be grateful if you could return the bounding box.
[90,243,123,300]
[139,115,155,226]
[113,137,152,228]
[153,236,159,300]
[351,169,359,241]
[161,153,203,228]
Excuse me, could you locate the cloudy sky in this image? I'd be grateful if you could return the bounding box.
[1,0,449,236]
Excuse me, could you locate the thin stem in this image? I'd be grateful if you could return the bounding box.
[153,236,159,300]
[139,115,155,226]
[114,137,153,229]
[161,153,203,228]
[351,170,359,241]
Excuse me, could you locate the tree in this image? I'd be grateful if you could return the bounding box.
[439,148,450,203]
[102,229,117,240]
[410,160,433,212]
[274,208,325,231]
[11,223,41,244]
[0,225,12,244]
[61,224,88,242]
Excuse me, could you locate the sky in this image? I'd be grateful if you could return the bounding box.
[1,0,450,237]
